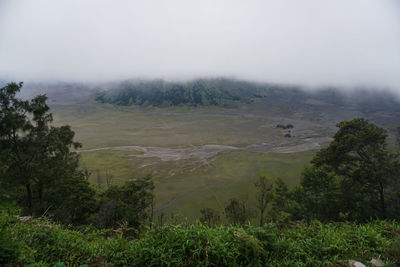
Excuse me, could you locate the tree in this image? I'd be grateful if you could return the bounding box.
[199,207,220,226]
[95,175,155,229]
[307,118,400,221]
[297,166,342,221]
[254,176,274,226]
[1,82,34,213]
[272,177,289,211]
[224,198,250,225]
[396,126,400,149]
[34,124,83,214]
[0,82,93,221]
[45,175,97,224]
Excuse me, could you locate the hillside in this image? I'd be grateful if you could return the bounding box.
[94,79,400,115]
[95,79,263,107]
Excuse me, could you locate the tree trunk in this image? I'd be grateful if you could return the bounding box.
[38,183,44,213]
[259,209,264,226]
[379,181,385,218]
[150,197,154,228]
[26,183,33,215]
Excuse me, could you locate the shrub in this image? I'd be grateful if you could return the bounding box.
[1,209,399,266]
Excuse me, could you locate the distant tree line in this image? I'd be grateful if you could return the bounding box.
[96,79,262,107]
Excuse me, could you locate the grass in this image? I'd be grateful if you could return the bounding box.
[79,150,145,188]
[51,100,392,221]
[80,149,313,222]
[49,101,322,220]
[2,209,400,266]
[51,101,328,149]
[51,101,326,221]
[155,150,313,222]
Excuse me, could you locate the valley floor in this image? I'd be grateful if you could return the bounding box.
[50,98,400,221]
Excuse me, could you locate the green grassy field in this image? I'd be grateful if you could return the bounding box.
[50,100,357,221]
[157,150,314,222]
[80,148,314,221]
[51,100,332,149]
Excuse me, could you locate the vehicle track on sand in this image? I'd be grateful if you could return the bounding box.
[77,137,332,161]
[77,137,332,213]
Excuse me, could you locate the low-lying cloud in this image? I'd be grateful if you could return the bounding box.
[0,0,399,91]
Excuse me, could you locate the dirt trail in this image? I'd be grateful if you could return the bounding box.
[246,137,332,153]
[77,137,332,161]
[78,144,238,161]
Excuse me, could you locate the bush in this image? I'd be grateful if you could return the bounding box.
[1,208,399,266]
[386,237,400,265]
[276,124,294,129]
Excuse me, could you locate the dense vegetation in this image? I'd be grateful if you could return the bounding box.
[2,209,400,266]
[1,82,400,266]
[0,82,96,224]
[96,79,262,107]
[290,118,400,222]
[276,124,293,129]
[95,78,400,115]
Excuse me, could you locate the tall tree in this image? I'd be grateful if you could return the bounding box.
[95,175,155,229]
[224,198,250,225]
[199,207,220,226]
[272,177,289,212]
[308,118,400,221]
[0,82,33,212]
[254,176,274,226]
[298,166,342,221]
[0,82,87,218]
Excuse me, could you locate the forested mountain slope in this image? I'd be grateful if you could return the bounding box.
[95,78,400,114]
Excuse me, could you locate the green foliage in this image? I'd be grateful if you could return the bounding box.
[386,236,400,265]
[45,175,97,225]
[96,79,261,107]
[298,118,400,221]
[224,198,252,225]
[275,124,294,137]
[254,176,274,226]
[199,207,220,226]
[271,220,393,266]
[95,175,154,229]
[0,215,19,265]
[1,208,399,266]
[296,166,342,221]
[0,82,97,225]
[0,209,103,266]
[276,124,293,129]
[272,177,289,211]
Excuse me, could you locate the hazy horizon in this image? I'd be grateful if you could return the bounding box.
[1,0,399,92]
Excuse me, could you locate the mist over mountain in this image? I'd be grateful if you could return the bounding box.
[8,77,399,112]
[94,78,400,112]
[10,78,399,133]
[1,0,399,92]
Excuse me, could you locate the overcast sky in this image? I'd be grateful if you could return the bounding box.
[0,0,399,90]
